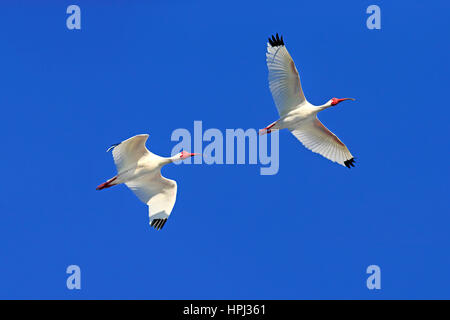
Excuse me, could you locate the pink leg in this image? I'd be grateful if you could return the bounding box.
[259,121,278,136]
[96,176,117,190]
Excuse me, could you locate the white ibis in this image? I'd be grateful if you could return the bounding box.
[260,34,356,168]
[96,134,199,230]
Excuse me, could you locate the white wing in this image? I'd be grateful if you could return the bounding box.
[109,134,151,173]
[266,34,306,117]
[126,174,177,230]
[290,117,355,168]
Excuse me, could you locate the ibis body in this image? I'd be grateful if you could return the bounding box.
[260,34,356,168]
[96,134,198,230]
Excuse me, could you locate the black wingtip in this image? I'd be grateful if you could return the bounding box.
[268,33,284,47]
[344,158,356,168]
[106,143,121,152]
[151,218,168,230]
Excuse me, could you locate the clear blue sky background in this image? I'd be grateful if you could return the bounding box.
[0,0,449,299]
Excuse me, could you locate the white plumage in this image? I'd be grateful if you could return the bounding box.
[261,34,356,168]
[97,134,198,230]
[266,41,306,116]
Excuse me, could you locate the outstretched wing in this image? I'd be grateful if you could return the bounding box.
[125,174,177,230]
[108,134,151,173]
[290,118,355,168]
[266,34,306,116]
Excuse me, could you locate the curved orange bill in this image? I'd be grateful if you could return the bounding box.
[336,98,355,103]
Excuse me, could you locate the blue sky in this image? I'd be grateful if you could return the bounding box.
[0,0,449,299]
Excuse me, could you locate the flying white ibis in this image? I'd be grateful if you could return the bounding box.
[96,134,199,230]
[260,34,356,168]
